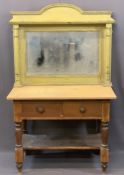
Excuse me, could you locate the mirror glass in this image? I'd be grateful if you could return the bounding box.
[26,31,99,76]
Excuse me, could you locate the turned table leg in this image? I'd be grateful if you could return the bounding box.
[22,120,28,157]
[100,122,109,172]
[15,122,24,173]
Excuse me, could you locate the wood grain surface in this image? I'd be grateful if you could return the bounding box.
[7,85,116,100]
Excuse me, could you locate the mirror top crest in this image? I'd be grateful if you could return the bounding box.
[10,3,115,24]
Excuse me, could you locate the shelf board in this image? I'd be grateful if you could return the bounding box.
[23,133,101,150]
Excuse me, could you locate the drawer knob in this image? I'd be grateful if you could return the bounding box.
[36,107,45,113]
[80,107,86,113]
[60,114,64,117]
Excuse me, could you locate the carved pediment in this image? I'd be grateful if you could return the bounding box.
[10,3,115,24]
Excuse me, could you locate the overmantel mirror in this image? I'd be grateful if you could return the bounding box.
[10,3,115,86]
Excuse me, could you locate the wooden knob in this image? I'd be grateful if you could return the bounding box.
[36,107,45,113]
[80,107,86,113]
[60,114,64,117]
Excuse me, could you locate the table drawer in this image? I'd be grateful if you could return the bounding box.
[21,100,102,119]
[62,101,102,119]
[22,101,62,118]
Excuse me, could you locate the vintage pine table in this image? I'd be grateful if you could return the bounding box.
[7,85,116,172]
[7,3,116,172]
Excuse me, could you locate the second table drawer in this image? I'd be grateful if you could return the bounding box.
[62,101,102,118]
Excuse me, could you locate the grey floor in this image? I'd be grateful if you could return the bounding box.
[0,151,124,175]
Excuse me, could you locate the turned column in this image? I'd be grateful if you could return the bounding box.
[101,101,110,172]
[14,101,24,172]
[15,122,24,172]
[101,122,109,172]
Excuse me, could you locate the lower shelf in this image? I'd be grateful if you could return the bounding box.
[23,133,101,150]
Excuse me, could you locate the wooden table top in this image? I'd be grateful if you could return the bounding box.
[7,85,116,100]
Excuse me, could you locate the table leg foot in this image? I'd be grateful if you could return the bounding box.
[16,162,23,173]
[101,162,108,172]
